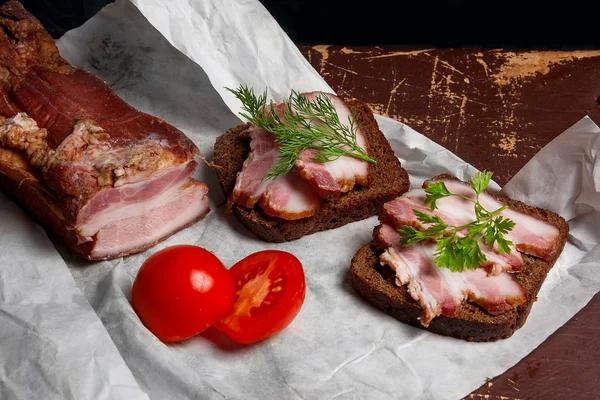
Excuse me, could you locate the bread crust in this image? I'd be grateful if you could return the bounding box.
[213,99,410,242]
[350,175,569,341]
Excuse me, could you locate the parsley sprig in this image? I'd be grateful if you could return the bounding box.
[227,85,376,180]
[398,171,516,272]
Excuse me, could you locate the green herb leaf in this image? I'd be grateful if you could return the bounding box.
[471,170,494,195]
[398,225,429,246]
[413,209,444,225]
[483,215,516,253]
[466,222,486,239]
[227,85,376,179]
[423,181,452,210]
[397,171,516,272]
[434,236,486,272]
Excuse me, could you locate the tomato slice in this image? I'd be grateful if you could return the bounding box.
[214,250,306,344]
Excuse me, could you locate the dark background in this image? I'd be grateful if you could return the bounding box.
[11,0,600,49]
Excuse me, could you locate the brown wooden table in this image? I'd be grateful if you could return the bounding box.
[299,45,600,400]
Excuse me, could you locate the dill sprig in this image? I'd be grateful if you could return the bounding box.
[227,85,376,180]
[398,171,516,272]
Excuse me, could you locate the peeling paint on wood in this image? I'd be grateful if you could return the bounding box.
[491,50,600,85]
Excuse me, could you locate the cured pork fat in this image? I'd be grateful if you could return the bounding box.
[374,175,563,326]
[231,92,371,219]
[0,1,209,259]
[230,125,321,220]
[294,92,371,198]
[374,223,526,326]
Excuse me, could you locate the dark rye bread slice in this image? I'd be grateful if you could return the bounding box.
[350,174,569,341]
[213,99,409,242]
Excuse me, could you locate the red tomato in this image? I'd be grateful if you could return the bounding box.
[131,245,235,343]
[214,250,306,344]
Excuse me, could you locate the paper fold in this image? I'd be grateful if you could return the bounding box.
[129,0,332,114]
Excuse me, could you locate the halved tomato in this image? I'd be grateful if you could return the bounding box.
[131,245,236,343]
[214,250,306,344]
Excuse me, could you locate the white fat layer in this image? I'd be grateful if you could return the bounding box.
[380,242,525,325]
[303,92,369,185]
[286,190,313,211]
[12,112,40,131]
[77,163,192,234]
[441,180,560,242]
[90,184,209,258]
[466,270,524,299]
[78,180,186,236]
[280,175,316,212]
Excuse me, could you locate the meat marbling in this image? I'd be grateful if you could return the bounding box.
[0,1,209,259]
[230,92,372,219]
[230,124,321,220]
[374,223,527,327]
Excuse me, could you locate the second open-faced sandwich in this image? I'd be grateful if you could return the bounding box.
[214,87,410,242]
[350,172,569,341]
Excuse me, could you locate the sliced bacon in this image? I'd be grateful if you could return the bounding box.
[380,241,526,326]
[425,178,562,260]
[381,243,460,325]
[373,223,402,249]
[231,125,321,219]
[73,162,198,235]
[90,180,209,259]
[230,126,277,209]
[478,241,524,275]
[294,92,371,198]
[381,192,524,275]
[231,93,371,218]
[258,170,321,220]
[461,267,527,316]
[380,190,463,228]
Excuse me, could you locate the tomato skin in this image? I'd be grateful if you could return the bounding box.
[214,250,306,344]
[131,245,235,343]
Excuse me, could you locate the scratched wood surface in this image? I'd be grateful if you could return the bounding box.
[298,45,600,400]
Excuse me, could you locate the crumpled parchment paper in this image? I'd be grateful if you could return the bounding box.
[0,0,598,399]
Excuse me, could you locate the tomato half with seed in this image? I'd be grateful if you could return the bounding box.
[131,245,236,343]
[214,250,306,344]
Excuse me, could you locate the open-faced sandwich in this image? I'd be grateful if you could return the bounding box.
[350,172,569,341]
[0,1,210,260]
[213,87,410,242]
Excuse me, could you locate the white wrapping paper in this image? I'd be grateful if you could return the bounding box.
[0,191,148,399]
[1,0,598,399]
